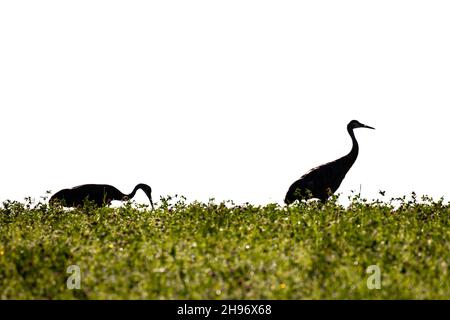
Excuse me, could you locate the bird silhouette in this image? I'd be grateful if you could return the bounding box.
[50,183,154,209]
[285,120,375,204]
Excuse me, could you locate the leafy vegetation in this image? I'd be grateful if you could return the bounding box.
[0,193,449,299]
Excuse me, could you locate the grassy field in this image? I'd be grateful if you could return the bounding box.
[0,194,449,299]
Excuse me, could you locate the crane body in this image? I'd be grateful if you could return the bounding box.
[285,120,374,204]
[50,183,154,209]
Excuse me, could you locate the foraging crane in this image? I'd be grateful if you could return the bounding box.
[50,183,155,209]
[285,120,375,204]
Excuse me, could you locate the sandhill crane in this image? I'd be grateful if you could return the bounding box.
[50,183,154,209]
[285,120,375,204]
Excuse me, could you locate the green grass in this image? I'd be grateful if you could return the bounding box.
[0,194,449,299]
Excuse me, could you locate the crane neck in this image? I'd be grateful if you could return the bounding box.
[126,185,140,199]
[347,126,359,164]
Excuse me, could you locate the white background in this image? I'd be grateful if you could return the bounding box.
[1,1,449,206]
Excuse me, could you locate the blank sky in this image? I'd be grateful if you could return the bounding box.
[0,1,449,206]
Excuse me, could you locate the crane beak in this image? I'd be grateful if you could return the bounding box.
[362,124,375,130]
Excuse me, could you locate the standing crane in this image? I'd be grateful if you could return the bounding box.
[50,183,155,209]
[285,120,375,204]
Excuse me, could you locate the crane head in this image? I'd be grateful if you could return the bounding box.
[348,120,375,130]
[136,183,155,210]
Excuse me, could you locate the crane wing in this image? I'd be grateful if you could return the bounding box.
[285,157,349,203]
[300,158,347,193]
